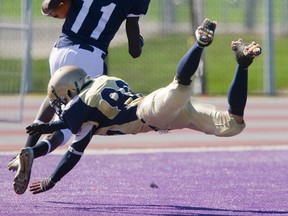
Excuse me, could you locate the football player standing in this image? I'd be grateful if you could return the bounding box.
[8,0,151,172]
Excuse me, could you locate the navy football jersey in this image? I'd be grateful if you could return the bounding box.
[61,75,151,135]
[56,0,150,53]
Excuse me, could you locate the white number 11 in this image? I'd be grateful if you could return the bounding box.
[71,1,116,40]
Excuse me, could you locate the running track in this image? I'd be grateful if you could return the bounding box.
[0,95,288,215]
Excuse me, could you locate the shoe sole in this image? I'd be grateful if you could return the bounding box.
[13,148,34,195]
[245,47,262,57]
[195,19,217,46]
[195,27,214,46]
[232,40,262,58]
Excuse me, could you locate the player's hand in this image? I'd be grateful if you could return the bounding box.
[29,178,56,194]
[26,123,56,135]
[139,35,144,47]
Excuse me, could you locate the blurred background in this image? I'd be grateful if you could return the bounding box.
[0,0,287,121]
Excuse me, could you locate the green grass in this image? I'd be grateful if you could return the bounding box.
[0,59,22,93]
[2,0,286,24]
[108,33,286,95]
[1,34,287,95]
[205,34,264,95]
[1,0,287,95]
[108,35,189,94]
[1,0,45,18]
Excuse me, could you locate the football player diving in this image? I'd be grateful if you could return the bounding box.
[13,19,261,195]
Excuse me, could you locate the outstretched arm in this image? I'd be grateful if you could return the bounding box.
[29,124,96,194]
[26,119,67,136]
[126,17,144,58]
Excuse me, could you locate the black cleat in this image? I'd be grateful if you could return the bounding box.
[231,39,262,69]
[195,18,217,47]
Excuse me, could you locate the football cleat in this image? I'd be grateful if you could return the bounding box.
[231,39,262,69]
[7,154,19,172]
[13,147,34,195]
[195,18,217,47]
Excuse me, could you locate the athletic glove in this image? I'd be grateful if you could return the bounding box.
[26,123,56,135]
[139,35,144,47]
[26,121,66,136]
[29,177,56,194]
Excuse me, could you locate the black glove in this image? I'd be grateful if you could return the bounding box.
[26,123,55,136]
[29,177,56,194]
[26,121,66,136]
[139,35,144,47]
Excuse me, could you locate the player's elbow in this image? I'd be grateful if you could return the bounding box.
[129,50,142,58]
[129,45,142,58]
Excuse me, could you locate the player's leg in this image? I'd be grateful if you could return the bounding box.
[176,18,217,85]
[12,125,94,195]
[7,96,56,172]
[24,47,70,148]
[8,47,64,172]
[25,96,55,147]
[31,127,73,156]
[8,129,69,172]
[183,39,262,136]
[228,39,262,123]
[12,135,60,195]
[12,130,70,194]
[72,46,107,76]
[12,136,58,195]
[138,19,217,127]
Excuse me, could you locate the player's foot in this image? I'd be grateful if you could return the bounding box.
[195,18,217,47]
[231,39,262,69]
[7,154,19,171]
[13,147,34,195]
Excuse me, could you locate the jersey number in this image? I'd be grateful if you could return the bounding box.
[100,80,134,107]
[71,1,116,40]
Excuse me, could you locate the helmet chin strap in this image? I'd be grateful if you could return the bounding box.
[51,85,60,100]
[74,82,80,94]
[67,90,72,98]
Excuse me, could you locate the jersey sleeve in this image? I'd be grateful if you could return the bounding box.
[128,0,151,17]
[61,96,93,134]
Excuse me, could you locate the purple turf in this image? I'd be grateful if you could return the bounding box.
[1,150,288,216]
